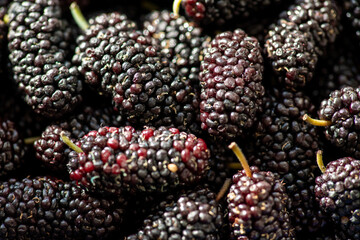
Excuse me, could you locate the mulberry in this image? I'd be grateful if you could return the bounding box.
[199,28,265,140]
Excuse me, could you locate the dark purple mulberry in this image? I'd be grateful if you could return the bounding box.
[180,0,285,26]
[315,157,360,239]
[264,0,340,89]
[0,176,125,239]
[317,86,360,159]
[265,20,319,89]
[142,10,206,133]
[199,28,265,140]
[126,186,224,239]
[249,88,327,233]
[0,119,24,177]
[227,166,293,239]
[73,11,179,125]
[7,0,82,118]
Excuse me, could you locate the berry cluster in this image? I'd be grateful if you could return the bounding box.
[0,0,359,239]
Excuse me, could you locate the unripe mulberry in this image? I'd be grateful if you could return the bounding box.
[67,126,210,196]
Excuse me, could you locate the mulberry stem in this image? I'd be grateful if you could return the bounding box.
[316,150,326,174]
[70,2,89,31]
[216,178,231,202]
[173,0,182,17]
[229,142,252,178]
[3,14,9,24]
[226,162,243,169]
[60,131,83,153]
[24,136,41,145]
[303,114,332,127]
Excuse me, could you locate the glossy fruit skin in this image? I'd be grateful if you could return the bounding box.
[0,177,125,239]
[265,0,340,89]
[73,12,179,125]
[126,186,224,240]
[7,0,82,118]
[265,20,319,89]
[315,157,360,239]
[34,105,124,171]
[199,28,265,140]
[227,166,294,240]
[143,10,207,134]
[319,86,360,158]
[249,88,326,233]
[0,119,24,177]
[67,126,210,196]
[182,0,285,26]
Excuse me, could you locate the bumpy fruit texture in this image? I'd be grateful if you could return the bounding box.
[143,10,207,133]
[265,20,319,89]
[67,126,210,196]
[73,12,179,125]
[199,28,265,140]
[34,125,72,171]
[182,0,284,26]
[126,186,224,239]
[73,12,137,92]
[227,166,293,239]
[315,157,360,239]
[0,177,125,239]
[249,88,326,233]
[319,86,360,158]
[34,105,124,171]
[280,0,340,47]
[0,119,24,177]
[265,0,340,89]
[7,0,82,118]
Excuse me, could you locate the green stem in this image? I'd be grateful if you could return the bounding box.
[70,2,89,31]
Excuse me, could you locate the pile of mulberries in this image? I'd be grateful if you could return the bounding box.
[2,0,360,239]
[248,88,326,233]
[0,177,125,239]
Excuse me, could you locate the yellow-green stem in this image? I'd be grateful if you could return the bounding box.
[316,150,326,174]
[226,162,243,169]
[60,131,83,153]
[3,14,9,24]
[24,136,40,145]
[228,142,252,178]
[303,114,332,127]
[173,0,182,17]
[70,2,89,31]
[216,178,231,202]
